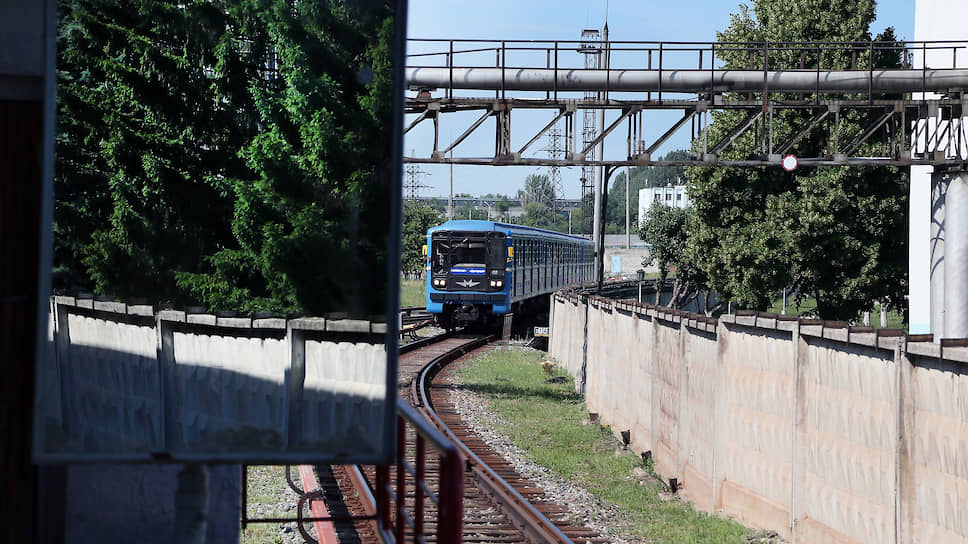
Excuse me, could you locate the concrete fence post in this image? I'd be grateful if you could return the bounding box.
[711,321,728,510]
[649,313,662,464]
[54,301,73,434]
[158,316,177,451]
[791,321,806,542]
[895,337,915,544]
[676,320,690,480]
[285,325,306,448]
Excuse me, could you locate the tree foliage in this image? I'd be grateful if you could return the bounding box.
[55,0,395,317]
[401,201,442,279]
[685,0,908,321]
[639,203,720,314]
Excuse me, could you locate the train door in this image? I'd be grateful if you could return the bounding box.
[552,242,557,289]
[528,239,533,293]
[512,238,518,298]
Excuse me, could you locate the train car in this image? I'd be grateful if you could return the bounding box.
[425,220,595,329]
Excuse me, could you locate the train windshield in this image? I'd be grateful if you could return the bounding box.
[431,232,504,274]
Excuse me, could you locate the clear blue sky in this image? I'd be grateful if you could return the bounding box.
[404,0,916,199]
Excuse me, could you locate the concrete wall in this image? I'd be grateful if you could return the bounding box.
[33,296,395,543]
[35,296,392,463]
[549,293,968,543]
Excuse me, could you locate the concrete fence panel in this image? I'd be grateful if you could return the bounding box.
[719,321,796,535]
[680,324,719,512]
[901,343,968,543]
[795,334,898,543]
[549,294,968,543]
[652,318,683,478]
[36,297,391,463]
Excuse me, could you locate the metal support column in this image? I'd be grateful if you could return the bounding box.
[943,171,968,338]
[597,167,616,292]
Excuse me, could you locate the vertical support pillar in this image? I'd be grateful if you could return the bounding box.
[943,171,968,338]
[592,164,603,284]
[930,171,946,337]
[909,165,933,335]
[174,464,210,544]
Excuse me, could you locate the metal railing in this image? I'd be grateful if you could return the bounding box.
[241,398,465,544]
[406,39,968,100]
[376,399,465,544]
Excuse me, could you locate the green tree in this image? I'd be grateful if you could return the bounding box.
[55,0,396,318]
[685,1,908,320]
[494,196,512,222]
[639,202,721,313]
[55,0,239,299]
[401,201,442,279]
[520,202,555,229]
[517,173,555,208]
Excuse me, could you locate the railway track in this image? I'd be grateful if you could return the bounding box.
[299,332,608,544]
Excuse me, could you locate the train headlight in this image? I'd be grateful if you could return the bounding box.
[489,280,495,287]
[495,280,503,287]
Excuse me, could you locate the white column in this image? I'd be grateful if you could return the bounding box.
[943,172,968,338]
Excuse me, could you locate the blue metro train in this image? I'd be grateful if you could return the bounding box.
[425,220,595,329]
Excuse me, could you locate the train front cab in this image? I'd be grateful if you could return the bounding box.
[425,227,511,329]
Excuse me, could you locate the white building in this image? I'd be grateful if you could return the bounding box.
[638,182,690,227]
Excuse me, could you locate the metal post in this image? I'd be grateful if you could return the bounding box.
[593,25,609,284]
[448,148,454,220]
[597,167,614,292]
[626,165,631,248]
[944,171,968,338]
[174,464,210,544]
[931,172,946,337]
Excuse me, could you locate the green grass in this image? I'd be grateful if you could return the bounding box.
[455,348,757,543]
[239,465,296,544]
[400,278,426,308]
[766,296,905,330]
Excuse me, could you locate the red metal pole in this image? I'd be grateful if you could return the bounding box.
[436,447,465,544]
[395,417,407,544]
[376,465,391,534]
[414,436,426,540]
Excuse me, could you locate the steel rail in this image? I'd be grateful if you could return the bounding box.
[413,336,577,544]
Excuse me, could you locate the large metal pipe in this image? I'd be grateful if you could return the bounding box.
[406,67,968,94]
[944,171,968,339]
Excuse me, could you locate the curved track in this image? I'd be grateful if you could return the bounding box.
[317,332,608,544]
